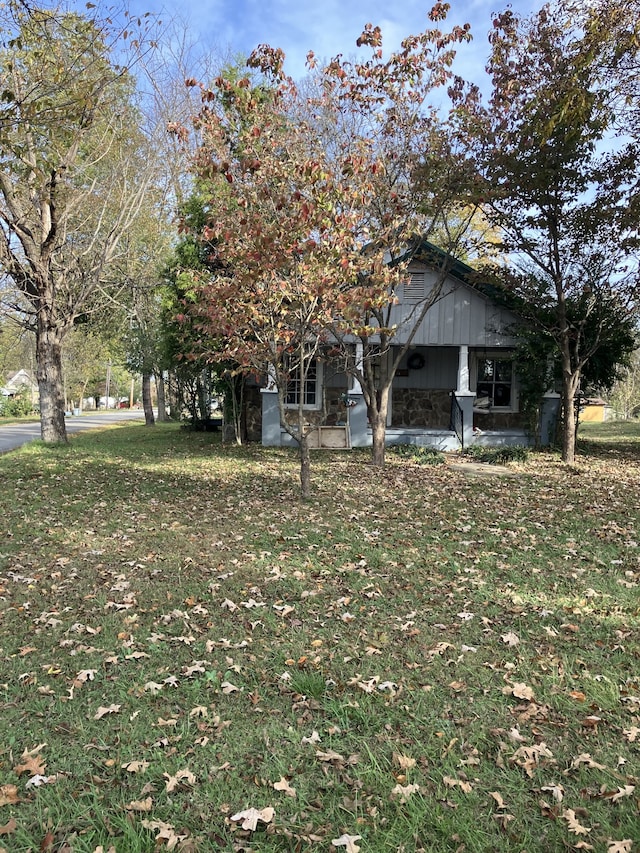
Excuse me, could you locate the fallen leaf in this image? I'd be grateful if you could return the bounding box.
[489,791,507,809]
[94,704,121,719]
[501,631,520,646]
[390,782,420,803]
[0,818,17,836]
[393,753,416,770]
[25,774,58,787]
[562,808,591,835]
[301,730,321,745]
[569,753,606,771]
[622,726,639,742]
[124,797,153,812]
[600,785,635,802]
[607,841,633,853]
[443,775,473,793]
[569,690,586,702]
[510,682,535,701]
[0,785,20,806]
[13,753,46,777]
[163,769,196,792]
[141,819,188,851]
[229,806,275,831]
[331,833,362,852]
[316,749,345,763]
[121,760,150,774]
[76,669,98,682]
[273,777,296,798]
[541,784,564,803]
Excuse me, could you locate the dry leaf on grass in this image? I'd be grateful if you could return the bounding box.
[501,631,520,646]
[541,784,564,803]
[599,785,635,802]
[390,783,420,803]
[443,775,473,793]
[273,777,296,798]
[13,753,46,777]
[164,769,196,792]
[316,749,345,764]
[141,819,188,851]
[607,841,634,853]
[0,819,17,837]
[124,797,153,812]
[229,806,275,831]
[0,785,20,806]
[332,834,362,852]
[93,704,121,719]
[562,808,591,835]
[121,760,149,774]
[489,791,507,810]
[393,753,416,770]
[508,682,535,701]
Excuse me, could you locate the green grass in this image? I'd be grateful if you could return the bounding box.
[1,421,639,851]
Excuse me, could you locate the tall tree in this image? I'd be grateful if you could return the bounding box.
[0,2,159,442]
[470,0,640,462]
[181,6,479,482]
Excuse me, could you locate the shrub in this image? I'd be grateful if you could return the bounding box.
[0,394,35,417]
[388,444,446,465]
[464,444,529,464]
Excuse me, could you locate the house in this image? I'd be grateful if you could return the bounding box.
[579,397,612,423]
[1,369,39,403]
[252,245,560,450]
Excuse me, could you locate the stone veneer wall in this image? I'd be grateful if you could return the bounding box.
[391,389,452,428]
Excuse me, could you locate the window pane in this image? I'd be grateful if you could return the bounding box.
[495,361,512,381]
[478,360,494,381]
[493,383,511,406]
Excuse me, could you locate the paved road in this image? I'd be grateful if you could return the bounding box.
[0,410,148,454]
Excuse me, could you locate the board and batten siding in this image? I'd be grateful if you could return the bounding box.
[392,267,519,348]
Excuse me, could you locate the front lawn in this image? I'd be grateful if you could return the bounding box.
[1,423,638,852]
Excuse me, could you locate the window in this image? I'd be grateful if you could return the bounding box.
[476,358,513,408]
[285,359,320,408]
[404,272,426,300]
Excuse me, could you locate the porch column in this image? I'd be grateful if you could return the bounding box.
[260,365,281,446]
[455,345,475,448]
[349,341,368,447]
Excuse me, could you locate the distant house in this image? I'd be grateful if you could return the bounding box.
[579,397,612,423]
[1,369,38,403]
[252,244,560,450]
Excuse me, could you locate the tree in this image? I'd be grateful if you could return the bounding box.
[181,7,479,483]
[470,0,640,462]
[0,2,159,442]
[610,346,640,419]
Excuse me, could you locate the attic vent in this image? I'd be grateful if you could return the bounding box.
[404,272,425,300]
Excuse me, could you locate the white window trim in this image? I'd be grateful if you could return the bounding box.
[283,359,323,411]
[473,353,518,413]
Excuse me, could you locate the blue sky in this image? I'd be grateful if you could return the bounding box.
[95,0,543,84]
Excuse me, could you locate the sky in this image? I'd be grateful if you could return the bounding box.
[86,0,544,85]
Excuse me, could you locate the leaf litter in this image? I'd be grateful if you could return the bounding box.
[0,424,639,850]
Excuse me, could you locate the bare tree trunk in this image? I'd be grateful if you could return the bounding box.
[36,312,67,443]
[561,372,580,463]
[370,412,387,467]
[299,433,311,499]
[156,372,169,421]
[142,372,155,426]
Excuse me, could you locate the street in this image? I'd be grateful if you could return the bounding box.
[0,410,148,455]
